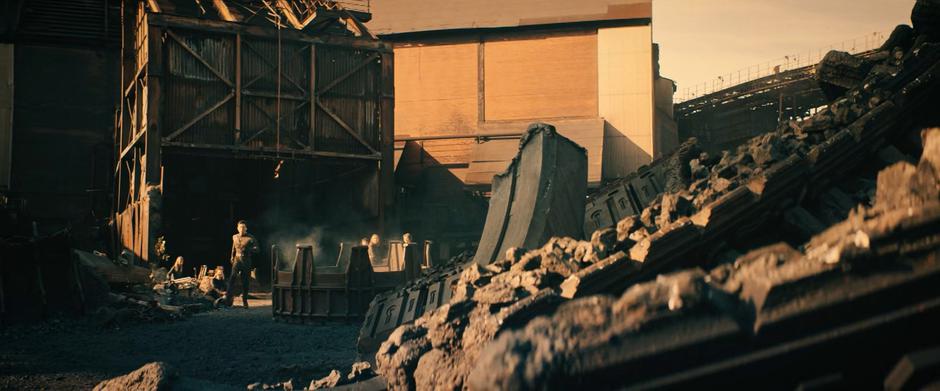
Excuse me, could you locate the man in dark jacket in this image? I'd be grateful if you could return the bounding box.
[225,220,259,307]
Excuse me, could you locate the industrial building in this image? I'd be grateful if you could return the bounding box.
[3,1,939,390]
[368,0,677,258]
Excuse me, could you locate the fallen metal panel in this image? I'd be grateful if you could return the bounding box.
[472,123,588,265]
[358,122,588,356]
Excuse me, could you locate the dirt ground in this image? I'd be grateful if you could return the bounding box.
[0,293,362,390]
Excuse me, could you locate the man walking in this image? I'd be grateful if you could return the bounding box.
[225,220,259,307]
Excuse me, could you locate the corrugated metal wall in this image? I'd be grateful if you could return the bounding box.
[316,45,381,154]
[15,0,120,46]
[160,27,384,155]
[165,29,236,145]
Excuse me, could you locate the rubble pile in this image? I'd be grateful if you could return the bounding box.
[247,361,378,391]
[72,250,220,327]
[372,10,940,390]
[467,131,940,388]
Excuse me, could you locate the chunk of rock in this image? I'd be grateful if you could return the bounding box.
[375,324,432,390]
[749,132,787,167]
[93,362,176,391]
[591,227,617,258]
[347,361,374,382]
[308,370,342,390]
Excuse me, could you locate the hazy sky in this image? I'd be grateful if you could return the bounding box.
[653,0,913,97]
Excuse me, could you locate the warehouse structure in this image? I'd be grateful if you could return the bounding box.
[114,0,393,278]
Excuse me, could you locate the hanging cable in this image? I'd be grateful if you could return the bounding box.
[276,13,281,155]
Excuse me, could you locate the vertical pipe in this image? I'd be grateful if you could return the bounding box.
[477,37,485,124]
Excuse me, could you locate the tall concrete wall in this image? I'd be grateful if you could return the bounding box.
[483,31,598,121]
[598,24,654,178]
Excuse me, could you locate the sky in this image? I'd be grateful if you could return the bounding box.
[653,0,913,100]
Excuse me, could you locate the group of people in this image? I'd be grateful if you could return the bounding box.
[359,232,417,264]
[359,232,422,282]
[160,220,258,308]
[181,222,429,309]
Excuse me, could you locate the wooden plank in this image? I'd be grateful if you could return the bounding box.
[211,0,235,22]
[275,0,304,29]
[119,125,146,162]
[344,11,377,40]
[146,0,161,13]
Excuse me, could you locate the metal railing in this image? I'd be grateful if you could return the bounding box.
[675,31,888,103]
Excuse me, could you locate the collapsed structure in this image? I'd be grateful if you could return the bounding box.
[361,5,940,389]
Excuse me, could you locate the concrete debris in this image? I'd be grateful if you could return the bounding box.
[816,50,874,100]
[75,249,152,286]
[874,128,940,211]
[373,236,601,390]
[467,270,711,390]
[367,11,940,389]
[347,361,374,382]
[464,196,940,389]
[308,370,341,390]
[921,128,940,173]
[663,138,702,194]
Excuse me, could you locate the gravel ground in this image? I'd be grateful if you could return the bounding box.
[0,294,362,390]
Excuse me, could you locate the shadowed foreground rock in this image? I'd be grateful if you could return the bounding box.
[93,362,175,391]
[468,202,940,389]
[94,362,238,391]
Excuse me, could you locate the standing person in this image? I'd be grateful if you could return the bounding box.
[368,233,386,264]
[225,220,259,308]
[402,233,422,283]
